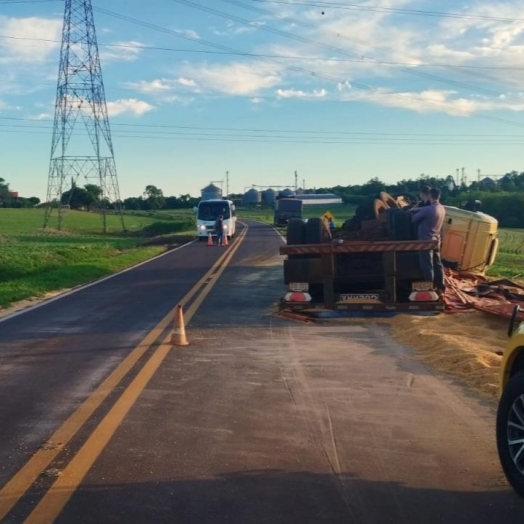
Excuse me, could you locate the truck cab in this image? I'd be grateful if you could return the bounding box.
[274,198,303,227]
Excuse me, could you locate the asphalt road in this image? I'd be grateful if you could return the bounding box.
[1,221,524,523]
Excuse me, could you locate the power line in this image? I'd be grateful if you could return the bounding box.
[93,6,524,130]
[2,116,524,138]
[0,0,60,4]
[217,0,520,96]
[2,128,523,145]
[235,0,523,91]
[252,0,524,23]
[2,33,524,71]
[1,121,524,145]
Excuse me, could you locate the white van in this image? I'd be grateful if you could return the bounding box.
[196,199,236,241]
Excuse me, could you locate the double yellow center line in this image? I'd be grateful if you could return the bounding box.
[0,225,248,524]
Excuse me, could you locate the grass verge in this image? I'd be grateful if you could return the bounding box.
[0,209,194,309]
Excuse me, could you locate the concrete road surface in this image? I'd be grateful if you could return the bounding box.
[1,221,523,523]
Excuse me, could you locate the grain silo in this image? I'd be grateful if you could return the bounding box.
[243,188,261,207]
[201,183,222,201]
[262,188,277,206]
[278,188,295,199]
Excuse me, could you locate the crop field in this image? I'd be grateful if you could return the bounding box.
[0,208,194,309]
[487,229,524,280]
[498,229,524,254]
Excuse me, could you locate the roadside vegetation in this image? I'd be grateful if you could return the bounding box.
[0,208,194,309]
[0,202,522,310]
[239,204,356,227]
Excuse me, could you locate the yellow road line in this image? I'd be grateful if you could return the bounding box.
[24,225,248,524]
[0,229,246,522]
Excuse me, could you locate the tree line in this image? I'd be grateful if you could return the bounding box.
[317,172,524,229]
[0,178,40,208]
[3,171,524,228]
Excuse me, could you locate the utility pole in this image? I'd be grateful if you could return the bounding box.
[43,0,124,232]
[478,169,481,183]
[226,171,229,198]
[294,170,298,192]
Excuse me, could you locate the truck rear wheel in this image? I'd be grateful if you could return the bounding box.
[286,219,306,261]
[286,219,305,245]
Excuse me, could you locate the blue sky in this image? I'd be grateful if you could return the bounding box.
[1,0,524,200]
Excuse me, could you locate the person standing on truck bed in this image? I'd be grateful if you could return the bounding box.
[414,185,431,208]
[410,188,446,295]
[215,215,224,245]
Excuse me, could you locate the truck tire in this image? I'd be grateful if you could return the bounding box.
[387,208,413,241]
[286,219,306,261]
[286,219,305,245]
[305,217,331,244]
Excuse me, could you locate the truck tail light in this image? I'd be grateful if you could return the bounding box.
[285,292,312,302]
[409,291,439,302]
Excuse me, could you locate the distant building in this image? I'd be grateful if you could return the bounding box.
[297,194,343,206]
[480,177,496,188]
[8,191,19,198]
[201,184,222,201]
[242,188,261,207]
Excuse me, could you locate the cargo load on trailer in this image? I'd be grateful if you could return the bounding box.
[279,192,499,313]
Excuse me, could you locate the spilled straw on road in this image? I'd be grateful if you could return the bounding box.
[390,311,508,398]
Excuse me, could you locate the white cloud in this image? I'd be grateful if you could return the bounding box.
[30,112,52,120]
[181,62,281,95]
[343,88,524,116]
[177,29,200,40]
[177,77,197,88]
[276,88,327,99]
[0,16,61,63]
[100,40,144,63]
[106,98,154,117]
[125,79,173,94]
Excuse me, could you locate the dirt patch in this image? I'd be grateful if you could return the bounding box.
[0,289,68,320]
[390,311,508,398]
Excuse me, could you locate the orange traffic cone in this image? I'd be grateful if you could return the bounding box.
[206,233,213,246]
[222,234,229,246]
[171,305,189,346]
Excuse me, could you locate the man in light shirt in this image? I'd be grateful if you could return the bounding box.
[411,188,446,294]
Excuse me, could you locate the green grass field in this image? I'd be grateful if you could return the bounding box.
[488,228,524,280]
[0,206,522,309]
[0,208,194,308]
[238,204,356,227]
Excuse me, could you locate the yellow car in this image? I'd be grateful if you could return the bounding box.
[497,306,524,497]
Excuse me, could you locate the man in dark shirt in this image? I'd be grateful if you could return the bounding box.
[411,188,446,293]
[214,215,224,245]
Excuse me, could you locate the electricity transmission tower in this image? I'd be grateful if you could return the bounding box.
[44,0,125,232]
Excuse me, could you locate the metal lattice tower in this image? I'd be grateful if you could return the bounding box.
[44,0,124,232]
